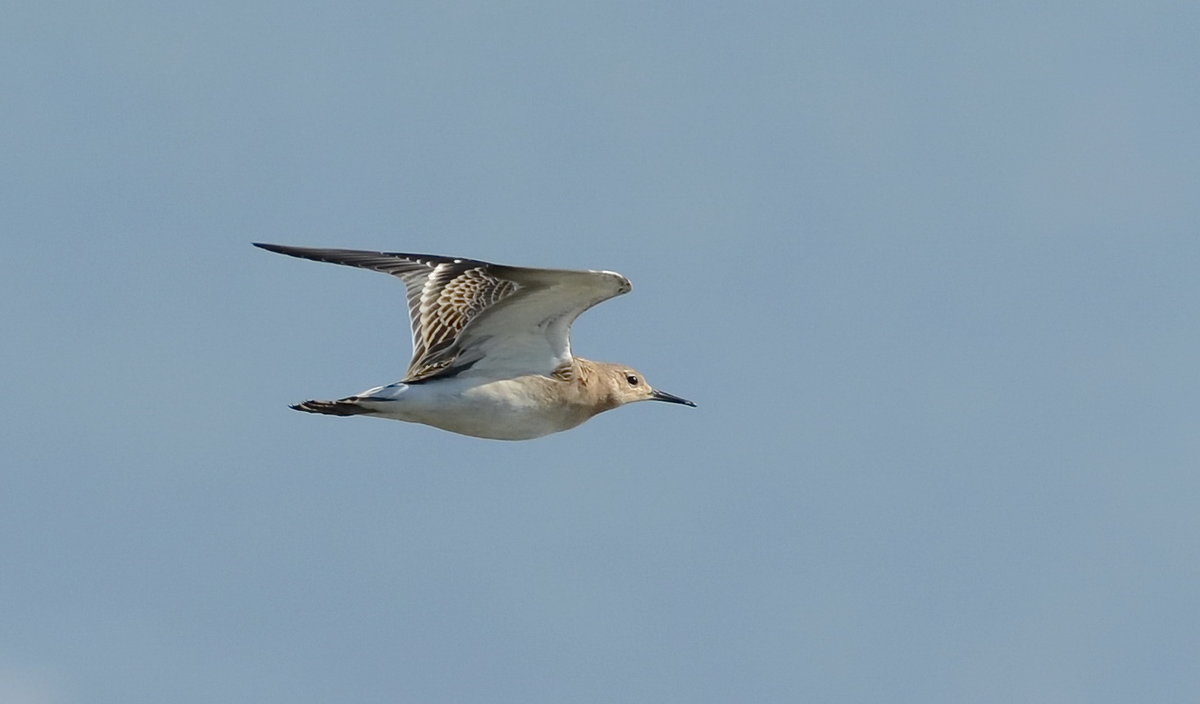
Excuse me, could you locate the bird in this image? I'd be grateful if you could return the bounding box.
[254,243,695,440]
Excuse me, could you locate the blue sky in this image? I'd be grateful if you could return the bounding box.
[4,2,1199,702]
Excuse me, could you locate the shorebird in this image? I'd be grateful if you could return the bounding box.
[255,244,695,440]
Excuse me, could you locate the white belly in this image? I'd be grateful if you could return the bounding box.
[357,377,593,441]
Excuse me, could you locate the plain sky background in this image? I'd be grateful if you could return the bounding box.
[4,2,1199,703]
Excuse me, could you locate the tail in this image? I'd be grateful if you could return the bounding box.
[290,397,379,416]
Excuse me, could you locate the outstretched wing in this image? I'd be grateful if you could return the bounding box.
[254,243,630,381]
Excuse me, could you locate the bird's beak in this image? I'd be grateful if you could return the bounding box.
[650,389,697,407]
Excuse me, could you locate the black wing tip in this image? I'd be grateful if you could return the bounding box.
[252,243,352,265]
[253,242,336,255]
[253,242,295,255]
[254,242,303,259]
[253,243,496,274]
[289,399,375,416]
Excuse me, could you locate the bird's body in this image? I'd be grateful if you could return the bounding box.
[255,244,694,440]
[320,363,610,440]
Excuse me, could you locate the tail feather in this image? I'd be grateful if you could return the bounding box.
[290,398,377,416]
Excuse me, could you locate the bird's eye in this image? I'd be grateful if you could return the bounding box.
[626,374,640,386]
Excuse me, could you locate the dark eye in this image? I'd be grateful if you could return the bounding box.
[626,374,640,386]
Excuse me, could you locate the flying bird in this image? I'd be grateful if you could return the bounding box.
[255,244,695,440]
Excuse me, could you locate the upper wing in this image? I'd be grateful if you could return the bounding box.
[254,243,631,381]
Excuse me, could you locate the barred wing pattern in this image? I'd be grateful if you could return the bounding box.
[254,243,630,381]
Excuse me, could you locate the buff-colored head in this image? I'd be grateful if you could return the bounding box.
[585,360,696,410]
